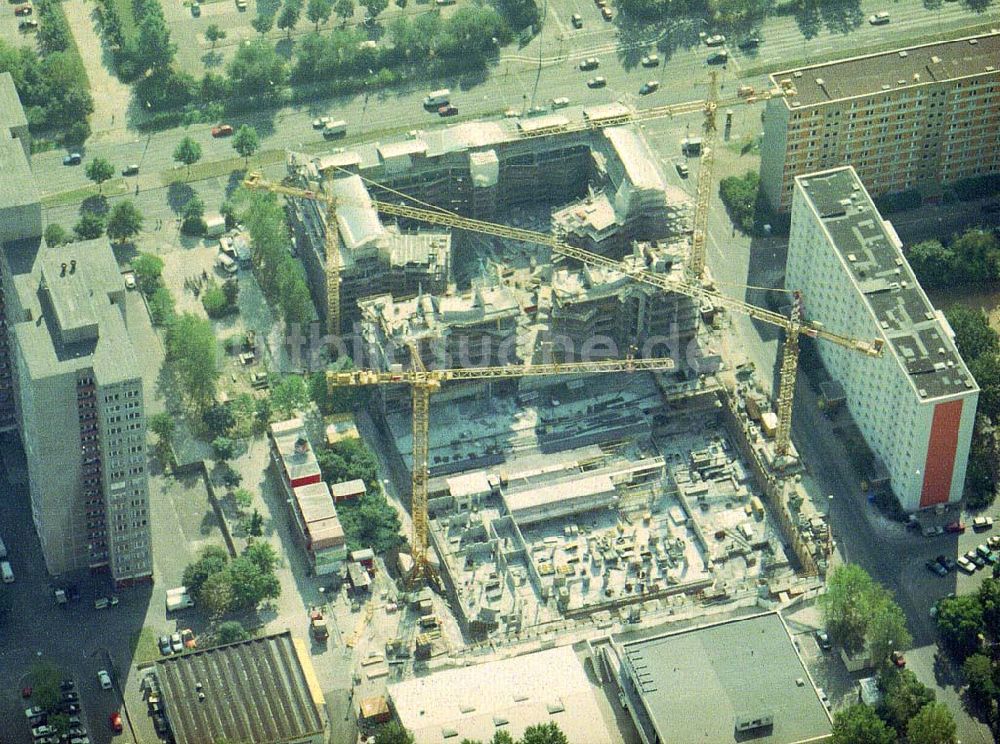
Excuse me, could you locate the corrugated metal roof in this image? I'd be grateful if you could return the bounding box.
[155,631,326,744]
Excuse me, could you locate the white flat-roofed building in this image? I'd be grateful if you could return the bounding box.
[787,167,978,510]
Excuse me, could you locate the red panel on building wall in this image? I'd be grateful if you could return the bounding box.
[290,473,321,489]
[920,399,964,509]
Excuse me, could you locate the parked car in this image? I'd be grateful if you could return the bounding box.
[62,692,79,703]
[109,712,123,733]
[737,36,760,49]
[98,670,113,690]
[181,628,197,649]
[957,555,976,573]
[571,12,583,27]
[170,632,184,653]
[936,555,957,572]
[640,54,659,67]
[974,516,994,531]
[707,51,729,65]
[13,4,33,16]
[579,57,600,71]
[966,550,985,568]
[814,630,831,651]
[21,686,32,698]
[946,520,966,533]
[639,80,660,95]
[925,559,947,576]
[31,725,54,738]
[675,162,689,178]
[122,164,139,176]
[438,105,458,117]
[62,703,81,714]
[158,636,172,656]
[600,6,612,19]
[890,650,906,668]
[60,679,75,691]
[869,11,890,23]
[63,153,82,166]
[989,535,1000,550]
[211,124,234,137]
[235,0,247,9]
[312,117,331,129]
[25,706,45,719]
[922,525,944,537]
[190,1,200,15]
[704,34,726,46]
[18,18,37,29]
[587,76,607,88]
[551,97,570,109]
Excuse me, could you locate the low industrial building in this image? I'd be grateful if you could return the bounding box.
[330,478,366,502]
[151,630,328,744]
[607,612,831,744]
[786,167,978,510]
[269,417,323,495]
[388,645,617,744]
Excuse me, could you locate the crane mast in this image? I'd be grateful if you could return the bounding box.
[689,71,718,279]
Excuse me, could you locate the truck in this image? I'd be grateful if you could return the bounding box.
[166,587,195,612]
[310,607,329,642]
[423,89,450,108]
[323,120,348,139]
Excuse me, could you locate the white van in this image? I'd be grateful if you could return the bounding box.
[205,214,227,238]
[1,561,13,583]
[323,120,348,139]
[551,97,570,109]
[423,89,450,107]
[216,253,238,275]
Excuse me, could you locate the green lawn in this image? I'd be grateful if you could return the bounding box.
[130,625,161,666]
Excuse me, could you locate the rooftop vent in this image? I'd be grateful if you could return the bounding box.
[70,259,76,274]
[987,66,996,72]
[897,80,906,85]
[198,692,206,701]
[899,50,908,57]
[793,71,803,78]
[882,84,891,90]
[914,73,921,82]
[60,262,67,277]
[847,253,857,262]
[294,436,310,454]
[919,388,928,397]
[815,77,825,86]
[969,38,978,44]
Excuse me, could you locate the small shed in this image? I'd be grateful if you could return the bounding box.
[331,479,367,503]
[347,562,371,593]
[358,696,391,725]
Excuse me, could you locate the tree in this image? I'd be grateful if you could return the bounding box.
[866,586,912,668]
[246,509,264,536]
[137,14,176,73]
[203,403,236,436]
[106,200,144,244]
[333,0,354,23]
[719,171,761,234]
[359,0,388,20]
[74,212,105,240]
[969,353,1000,423]
[218,461,243,489]
[216,620,249,644]
[251,12,275,34]
[43,223,69,246]
[201,568,235,616]
[962,653,996,708]
[149,411,176,447]
[521,723,568,744]
[271,375,310,418]
[980,578,1000,637]
[820,564,875,654]
[202,284,233,318]
[205,23,227,48]
[906,702,957,744]
[944,305,999,361]
[232,125,260,166]
[490,733,514,744]
[85,157,115,194]
[831,703,896,744]
[306,0,333,27]
[148,287,175,326]
[338,491,402,553]
[182,545,230,597]
[233,487,253,511]
[212,436,236,460]
[133,253,165,296]
[394,0,406,8]
[936,593,984,660]
[173,136,202,176]
[181,194,207,236]
[227,39,286,98]
[373,722,414,744]
[166,313,220,407]
[277,1,301,36]
[222,279,239,306]
[880,668,935,734]
[244,540,278,572]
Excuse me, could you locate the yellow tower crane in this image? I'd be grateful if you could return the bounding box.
[243,171,884,458]
[328,355,677,584]
[689,71,718,279]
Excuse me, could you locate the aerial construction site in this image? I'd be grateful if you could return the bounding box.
[243,81,880,664]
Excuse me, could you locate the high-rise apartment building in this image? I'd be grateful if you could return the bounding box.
[5,246,153,582]
[761,31,1000,212]
[0,75,152,584]
[787,167,977,511]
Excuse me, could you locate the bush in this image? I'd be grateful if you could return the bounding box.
[43,223,69,246]
[148,287,175,326]
[202,285,236,318]
[74,212,105,240]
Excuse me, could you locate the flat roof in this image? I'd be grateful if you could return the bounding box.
[0,132,38,212]
[330,478,366,498]
[0,72,27,131]
[155,631,326,744]
[604,126,665,192]
[292,481,344,545]
[504,472,616,515]
[269,418,322,483]
[772,30,1000,107]
[617,612,830,744]
[389,645,614,744]
[795,167,977,402]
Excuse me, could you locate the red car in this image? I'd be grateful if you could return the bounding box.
[109,711,123,733]
[211,124,234,138]
[21,686,32,698]
[946,521,966,534]
[891,650,906,668]
[14,4,33,15]
[438,105,458,117]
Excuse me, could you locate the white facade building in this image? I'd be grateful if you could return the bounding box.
[787,167,978,511]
